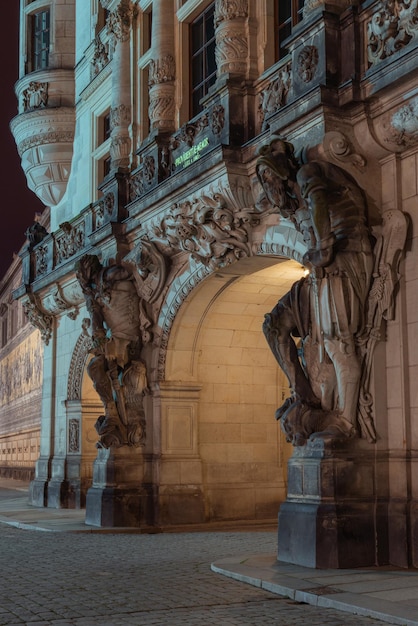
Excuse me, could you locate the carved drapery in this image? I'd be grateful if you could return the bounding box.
[214,0,249,77]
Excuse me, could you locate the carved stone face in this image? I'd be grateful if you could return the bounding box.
[256,163,290,210]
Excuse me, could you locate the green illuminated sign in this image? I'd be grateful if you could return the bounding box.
[174,137,209,169]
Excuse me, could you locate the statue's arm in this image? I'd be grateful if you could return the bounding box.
[297,163,335,268]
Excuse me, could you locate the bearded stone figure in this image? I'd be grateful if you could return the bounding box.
[76,254,148,448]
[256,138,375,446]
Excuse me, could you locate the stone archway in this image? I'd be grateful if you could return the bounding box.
[158,256,304,525]
[66,333,101,507]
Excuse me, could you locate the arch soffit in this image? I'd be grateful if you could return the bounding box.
[156,248,305,382]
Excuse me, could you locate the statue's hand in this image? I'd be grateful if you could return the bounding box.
[304,245,334,268]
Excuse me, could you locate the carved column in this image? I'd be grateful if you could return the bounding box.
[214,0,249,79]
[148,0,175,132]
[107,0,134,170]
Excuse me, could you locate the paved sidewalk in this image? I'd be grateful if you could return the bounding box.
[1,478,418,626]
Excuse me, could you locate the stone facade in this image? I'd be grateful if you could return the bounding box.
[2,0,418,566]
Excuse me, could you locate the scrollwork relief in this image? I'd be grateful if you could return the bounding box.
[367,0,418,66]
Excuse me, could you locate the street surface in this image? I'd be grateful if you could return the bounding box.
[0,526,385,625]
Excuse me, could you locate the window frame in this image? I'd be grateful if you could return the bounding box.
[276,0,304,60]
[30,7,51,72]
[190,1,216,118]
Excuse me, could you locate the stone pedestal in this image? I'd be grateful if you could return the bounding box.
[85,447,154,528]
[278,438,380,569]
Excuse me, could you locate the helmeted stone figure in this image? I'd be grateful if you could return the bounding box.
[75,254,148,448]
[256,139,374,445]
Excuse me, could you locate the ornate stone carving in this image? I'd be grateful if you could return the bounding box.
[211,105,225,135]
[323,131,366,171]
[25,222,48,250]
[148,54,176,86]
[367,0,418,66]
[23,82,48,111]
[124,238,168,304]
[68,418,80,453]
[256,138,406,446]
[110,103,131,128]
[91,35,110,77]
[357,209,408,439]
[55,222,85,265]
[10,108,75,207]
[151,195,252,270]
[259,64,292,131]
[35,245,49,277]
[215,29,248,74]
[297,46,319,83]
[387,95,418,147]
[75,255,149,449]
[148,92,176,130]
[67,330,93,401]
[214,0,248,23]
[157,265,211,380]
[22,296,53,345]
[106,0,134,43]
[92,193,115,231]
[171,115,209,149]
[215,0,248,75]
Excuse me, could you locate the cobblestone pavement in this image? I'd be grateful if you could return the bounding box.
[0,526,385,626]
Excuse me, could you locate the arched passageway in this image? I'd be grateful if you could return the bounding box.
[160,257,304,524]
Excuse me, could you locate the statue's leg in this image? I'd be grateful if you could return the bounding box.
[323,335,361,430]
[263,302,319,408]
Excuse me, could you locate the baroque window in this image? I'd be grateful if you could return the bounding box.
[277,0,304,58]
[31,9,50,71]
[190,2,216,117]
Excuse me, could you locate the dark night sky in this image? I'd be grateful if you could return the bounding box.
[1,3,45,278]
